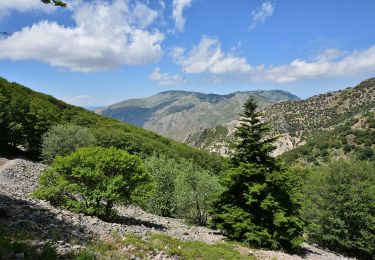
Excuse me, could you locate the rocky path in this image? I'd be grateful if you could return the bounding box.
[0,157,355,259]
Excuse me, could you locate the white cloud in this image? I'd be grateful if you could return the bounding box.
[249,1,274,30]
[173,36,252,74]
[255,45,375,83]
[0,0,164,72]
[61,95,109,106]
[0,0,54,16]
[132,2,158,29]
[150,67,186,85]
[313,48,344,62]
[172,0,192,32]
[171,37,375,83]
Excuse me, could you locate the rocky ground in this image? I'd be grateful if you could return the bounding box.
[0,157,355,259]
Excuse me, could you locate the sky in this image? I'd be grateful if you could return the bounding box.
[0,0,375,106]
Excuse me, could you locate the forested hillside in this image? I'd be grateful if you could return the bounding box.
[186,78,375,164]
[98,89,299,141]
[0,77,225,173]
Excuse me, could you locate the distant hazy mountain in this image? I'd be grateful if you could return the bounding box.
[97,90,300,141]
[186,78,375,163]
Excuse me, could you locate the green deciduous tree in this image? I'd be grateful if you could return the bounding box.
[212,97,304,250]
[143,155,180,217]
[41,124,96,164]
[175,162,221,225]
[34,147,148,218]
[143,155,221,225]
[302,161,375,259]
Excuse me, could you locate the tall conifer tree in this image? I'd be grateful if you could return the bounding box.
[212,97,304,250]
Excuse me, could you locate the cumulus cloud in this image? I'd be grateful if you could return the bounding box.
[171,37,375,83]
[249,1,274,30]
[0,0,54,16]
[150,67,186,85]
[173,36,252,74]
[132,2,159,29]
[172,0,192,32]
[254,45,375,83]
[0,0,164,72]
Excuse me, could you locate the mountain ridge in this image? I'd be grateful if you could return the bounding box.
[97,89,300,141]
[186,78,375,163]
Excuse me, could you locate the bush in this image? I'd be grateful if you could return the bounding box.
[174,161,221,225]
[143,155,180,217]
[35,147,148,218]
[302,161,375,259]
[357,147,374,160]
[143,155,221,225]
[41,124,96,163]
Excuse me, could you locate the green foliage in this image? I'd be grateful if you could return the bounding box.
[282,116,375,165]
[0,76,225,173]
[34,147,148,218]
[302,161,375,259]
[40,0,67,7]
[0,225,58,260]
[41,124,96,164]
[231,97,278,169]
[142,155,221,224]
[143,155,179,217]
[212,97,304,250]
[174,161,222,225]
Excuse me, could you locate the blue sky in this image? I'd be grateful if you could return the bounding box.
[0,0,375,106]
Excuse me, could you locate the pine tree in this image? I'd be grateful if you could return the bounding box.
[231,97,278,169]
[212,97,304,250]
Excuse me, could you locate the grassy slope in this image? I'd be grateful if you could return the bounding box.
[0,77,226,173]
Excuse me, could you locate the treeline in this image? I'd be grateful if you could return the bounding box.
[0,77,226,173]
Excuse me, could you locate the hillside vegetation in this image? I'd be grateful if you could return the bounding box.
[187,78,375,164]
[98,89,299,141]
[0,77,225,173]
[0,78,373,259]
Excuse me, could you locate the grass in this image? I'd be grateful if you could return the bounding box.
[0,223,256,259]
[0,225,57,260]
[78,232,256,259]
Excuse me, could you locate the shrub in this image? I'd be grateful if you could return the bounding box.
[143,155,180,217]
[41,124,96,163]
[35,147,148,218]
[174,161,221,225]
[143,155,221,225]
[302,161,375,259]
[343,144,352,153]
[357,147,374,160]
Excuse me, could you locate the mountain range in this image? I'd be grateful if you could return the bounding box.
[97,90,300,141]
[186,78,375,163]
